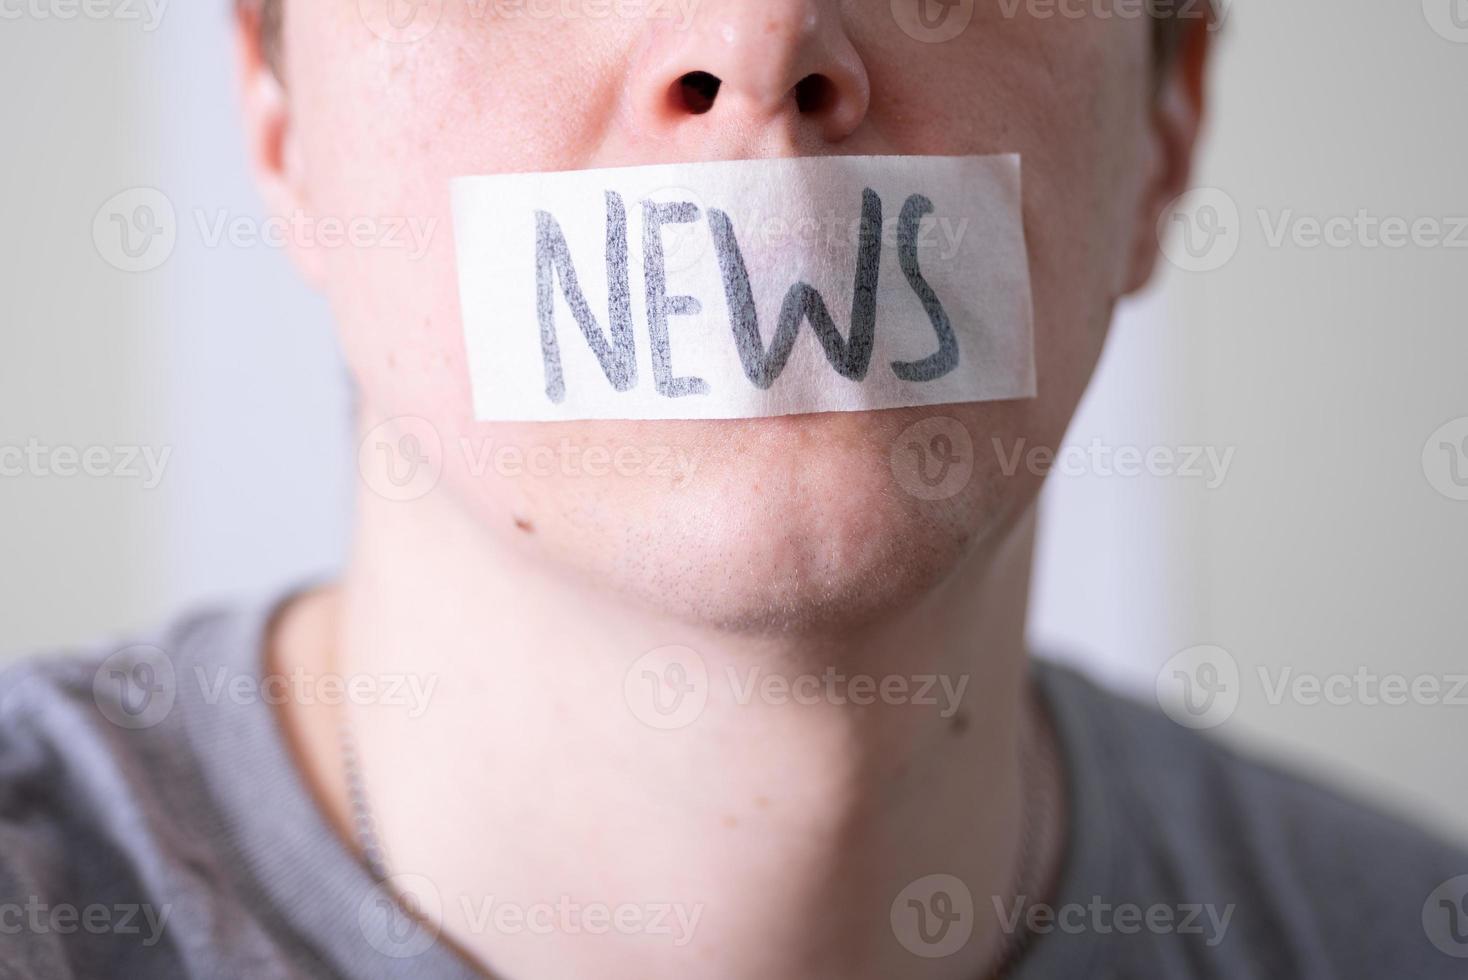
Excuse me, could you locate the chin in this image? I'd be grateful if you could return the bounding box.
[482,407,1028,636]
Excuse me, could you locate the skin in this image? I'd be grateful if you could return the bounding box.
[240,2,1209,977]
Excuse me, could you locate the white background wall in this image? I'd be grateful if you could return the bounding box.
[2,2,1466,846]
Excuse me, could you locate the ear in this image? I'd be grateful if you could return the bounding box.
[235,4,326,287]
[1122,17,1213,294]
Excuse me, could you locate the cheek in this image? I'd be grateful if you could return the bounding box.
[285,14,636,444]
[1023,50,1152,444]
[946,24,1153,450]
[858,11,1154,437]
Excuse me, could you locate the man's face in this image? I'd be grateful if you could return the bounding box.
[264,0,1176,631]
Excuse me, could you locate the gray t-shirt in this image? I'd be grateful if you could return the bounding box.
[1,591,1465,978]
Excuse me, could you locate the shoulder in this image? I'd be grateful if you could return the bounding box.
[1036,659,1468,978]
[0,606,232,800]
[0,607,247,977]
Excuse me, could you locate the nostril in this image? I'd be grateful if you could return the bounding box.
[673,71,722,115]
[793,74,837,115]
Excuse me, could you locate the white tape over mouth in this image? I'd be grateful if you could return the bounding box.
[453,154,1035,422]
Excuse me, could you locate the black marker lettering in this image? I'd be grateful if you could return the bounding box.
[534,192,637,403]
[891,193,960,383]
[710,188,883,388]
[643,200,711,399]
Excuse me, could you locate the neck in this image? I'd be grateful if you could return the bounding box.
[273,464,1063,980]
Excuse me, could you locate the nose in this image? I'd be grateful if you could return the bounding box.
[622,0,871,153]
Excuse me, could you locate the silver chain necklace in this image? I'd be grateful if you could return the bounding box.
[339,721,392,884]
[991,699,1058,977]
